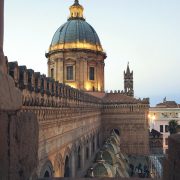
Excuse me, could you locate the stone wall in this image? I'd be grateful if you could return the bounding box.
[0,2,39,179]
[7,61,103,177]
[22,105,102,178]
[102,94,149,156]
[0,109,39,180]
[163,134,180,180]
[7,60,151,177]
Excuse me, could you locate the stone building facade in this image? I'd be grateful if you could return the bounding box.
[6,60,149,178]
[102,93,149,155]
[149,99,180,153]
[149,129,163,154]
[1,0,150,179]
[0,1,38,179]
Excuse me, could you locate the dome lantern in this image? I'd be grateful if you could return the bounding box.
[69,0,84,20]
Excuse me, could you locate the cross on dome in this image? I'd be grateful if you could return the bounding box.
[74,0,79,4]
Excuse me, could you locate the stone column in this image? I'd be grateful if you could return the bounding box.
[94,135,97,152]
[89,141,92,160]
[71,152,76,177]
[81,145,85,169]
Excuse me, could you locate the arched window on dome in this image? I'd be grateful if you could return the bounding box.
[66,65,73,80]
[51,68,54,79]
[89,67,95,81]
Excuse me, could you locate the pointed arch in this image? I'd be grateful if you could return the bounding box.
[63,146,71,177]
[64,156,70,177]
[40,160,54,178]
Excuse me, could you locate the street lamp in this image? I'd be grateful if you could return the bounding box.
[148,114,156,131]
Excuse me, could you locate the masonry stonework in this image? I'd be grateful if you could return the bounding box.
[1,0,151,179]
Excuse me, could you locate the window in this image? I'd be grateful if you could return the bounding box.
[97,133,100,148]
[51,68,54,79]
[77,146,81,169]
[89,67,95,80]
[86,147,89,160]
[165,125,169,132]
[92,136,95,153]
[64,156,70,177]
[160,125,163,133]
[66,66,73,80]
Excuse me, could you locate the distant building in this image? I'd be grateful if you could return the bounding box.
[148,129,164,179]
[149,99,180,153]
[149,129,163,154]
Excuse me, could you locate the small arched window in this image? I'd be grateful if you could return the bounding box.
[44,171,50,177]
[86,147,89,160]
[77,146,81,169]
[92,136,95,153]
[51,68,54,79]
[89,67,95,80]
[64,156,70,177]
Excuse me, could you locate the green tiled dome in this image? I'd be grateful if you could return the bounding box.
[49,19,103,52]
[48,1,103,53]
[51,20,101,46]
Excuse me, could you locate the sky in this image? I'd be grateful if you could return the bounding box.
[4,0,180,106]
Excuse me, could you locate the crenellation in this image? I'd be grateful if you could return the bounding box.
[8,59,101,107]
[27,69,35,91]
[19,65,28,89]
[46,77,52,96]
[8,61,19,87]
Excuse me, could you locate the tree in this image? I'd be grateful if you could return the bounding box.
[168,120,178,135]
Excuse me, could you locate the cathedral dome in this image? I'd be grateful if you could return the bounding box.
[49,0,103,53]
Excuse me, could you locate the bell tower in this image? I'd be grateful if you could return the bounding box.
[124,63,134,97]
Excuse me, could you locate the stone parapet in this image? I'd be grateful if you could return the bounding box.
[8,61,102,108]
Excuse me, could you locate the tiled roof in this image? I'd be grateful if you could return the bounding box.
[156,101,178,108]
[102,93,140,104]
